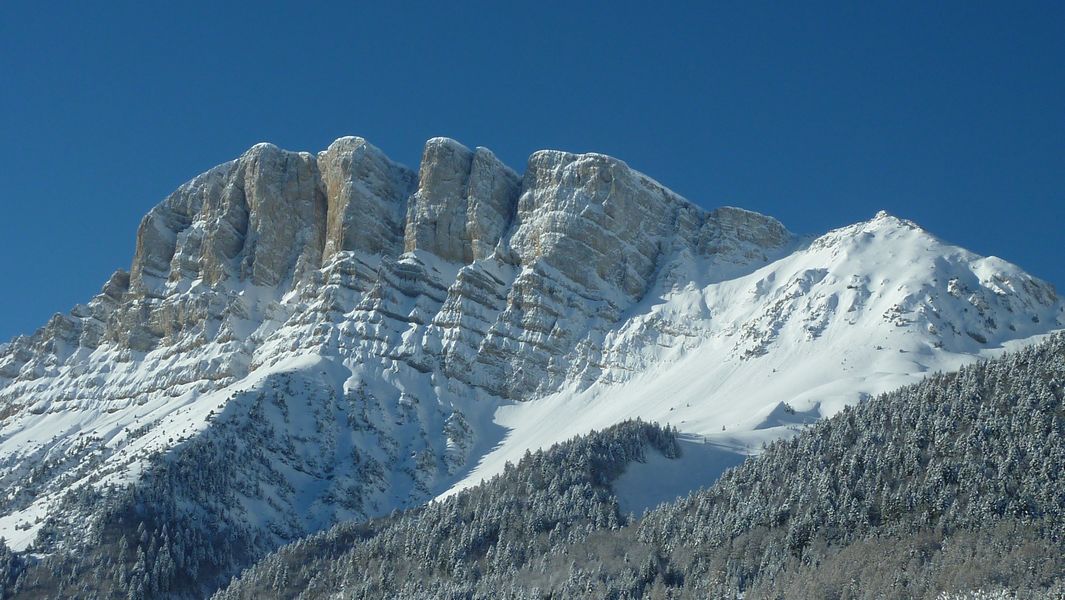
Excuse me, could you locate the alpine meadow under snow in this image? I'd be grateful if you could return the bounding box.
[0,136,1062,598]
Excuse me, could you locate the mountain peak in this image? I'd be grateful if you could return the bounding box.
[1,135,1061,585]
[868,209,922,231]
[246,141,281,153]
[423,135,471,154]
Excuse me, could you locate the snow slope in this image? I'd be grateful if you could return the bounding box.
[443,212,1064,500]
[613,437,747,516]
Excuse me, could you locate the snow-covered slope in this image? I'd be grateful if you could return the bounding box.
[445,211,1064,497]
[0,136,1060,573]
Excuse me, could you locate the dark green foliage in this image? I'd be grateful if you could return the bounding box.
[629,332,1065,598]
[6,418,679,599]
[6,367,443,599]
[214,334,1065,599]
[7,444,259,599]
[8,377,319,599]
[216,420,681,599]
[0,538,26,598]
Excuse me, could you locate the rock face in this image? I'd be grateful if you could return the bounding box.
[405,138,520,263]
[0,135,1061,586]
[0,137,794,401]
[131,140,411,295]
[320,136,416,260]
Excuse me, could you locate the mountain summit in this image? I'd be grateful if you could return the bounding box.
[0,137,1061,592]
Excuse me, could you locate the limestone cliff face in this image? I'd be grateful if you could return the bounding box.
[405,138,520,263]
[131,140,410,295]
[459,150,793,397]
[0,137,792,399]
[319,136,416,261]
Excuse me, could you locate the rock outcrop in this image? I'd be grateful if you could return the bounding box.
[405,138,520,263]
[0,136,794,398]
[320,136,416,260]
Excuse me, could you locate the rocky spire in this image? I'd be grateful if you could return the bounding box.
[404,137,520,263]
[319,136,416,261]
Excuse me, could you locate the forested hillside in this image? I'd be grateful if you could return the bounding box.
[3,421,681,599]
[215,334,1065,600]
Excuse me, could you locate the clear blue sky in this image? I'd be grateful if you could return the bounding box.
[1,1,1062,341]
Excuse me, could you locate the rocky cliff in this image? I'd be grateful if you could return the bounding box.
[0,136,791,403]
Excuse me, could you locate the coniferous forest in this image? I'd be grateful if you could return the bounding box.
[214,334,1065,599]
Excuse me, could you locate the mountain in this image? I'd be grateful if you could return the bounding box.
[210,333,1065,600]
[0,136,1061,596]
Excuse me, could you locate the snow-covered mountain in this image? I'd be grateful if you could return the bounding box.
[0,136,1061,572]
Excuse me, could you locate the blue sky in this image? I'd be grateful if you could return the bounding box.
[1,1,1062,341]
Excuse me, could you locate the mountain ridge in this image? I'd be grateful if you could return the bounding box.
[0,137,1061,595]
